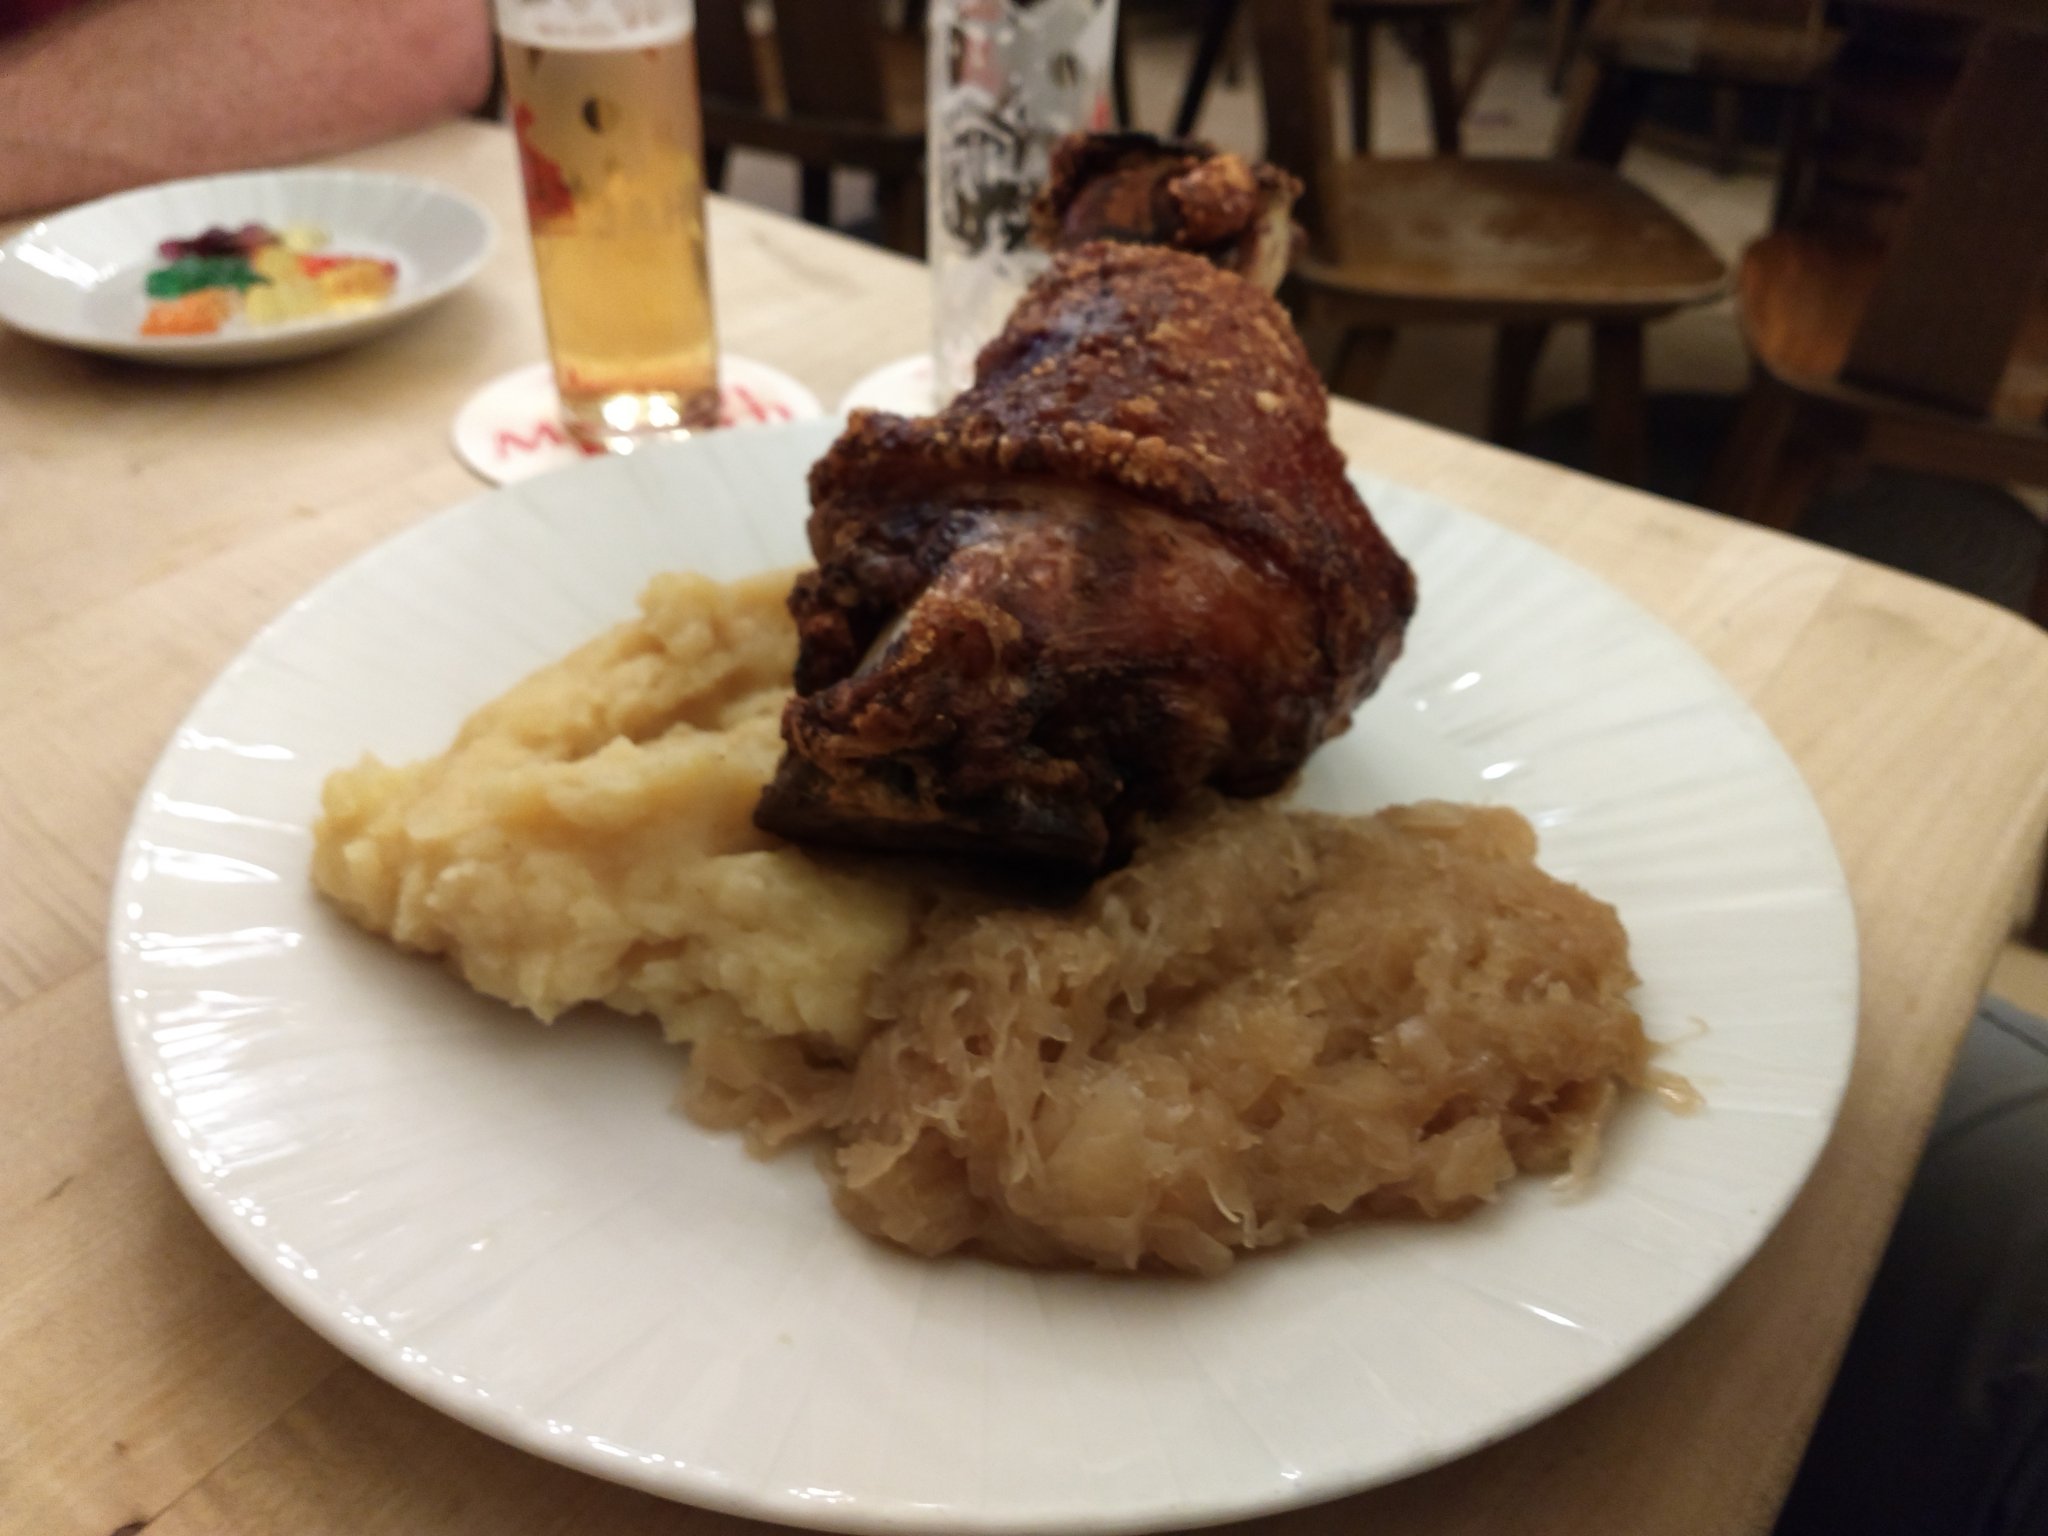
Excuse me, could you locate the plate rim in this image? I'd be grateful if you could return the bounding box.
[0,166,497,361]
[105,419,1861,1533]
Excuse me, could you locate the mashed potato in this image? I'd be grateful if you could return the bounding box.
[312,570,927,1052]
[315,570,1648,1273]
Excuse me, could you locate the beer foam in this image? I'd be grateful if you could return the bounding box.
[495,0,693,51]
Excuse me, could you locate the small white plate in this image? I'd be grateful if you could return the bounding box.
[838,352,936,416]
[110,420,1857,1533]
[0,168,493,365]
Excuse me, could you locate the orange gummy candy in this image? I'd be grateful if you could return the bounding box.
[141,289,232,337]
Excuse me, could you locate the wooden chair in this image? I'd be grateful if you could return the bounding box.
[1252,0,1727,484]
[1706,15,2048,634]
[1557,0,1839,186]
[697,0,926,256]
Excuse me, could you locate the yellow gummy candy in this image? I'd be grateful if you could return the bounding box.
[248,244,302,283]
[317,260,397,306]
[244,278,325,327]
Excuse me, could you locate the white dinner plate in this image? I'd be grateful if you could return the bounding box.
[0,169,493,365]
[109,419,1857,1534]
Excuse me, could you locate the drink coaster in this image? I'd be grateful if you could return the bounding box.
[452,355,822,485]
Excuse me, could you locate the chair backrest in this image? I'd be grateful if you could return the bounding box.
[1249,0,1345,256]
[697,0,893,126]
[1836,22,2048,416]
[1592,0,1823,39]
[1584,0,1826,76]
[1874,0,2048,22]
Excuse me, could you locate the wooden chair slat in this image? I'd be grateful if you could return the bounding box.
[774,0,891,123]
[697,0,763,110]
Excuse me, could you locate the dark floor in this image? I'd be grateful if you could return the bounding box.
[1774,998,2048,1536]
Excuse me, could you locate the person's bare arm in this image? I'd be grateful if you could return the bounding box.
[0,0,494,217]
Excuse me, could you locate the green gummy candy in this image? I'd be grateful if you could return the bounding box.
[145,255,263,297]
[144,265,193,298]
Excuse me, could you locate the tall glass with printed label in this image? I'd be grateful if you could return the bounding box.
[928,0,1120,403]
[496,0,718,452]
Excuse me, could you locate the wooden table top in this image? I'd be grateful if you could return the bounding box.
[7,118,2048,1536]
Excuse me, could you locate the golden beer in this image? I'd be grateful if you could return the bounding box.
[499,1,717,450]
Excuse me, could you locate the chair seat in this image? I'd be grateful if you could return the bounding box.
[1739,232,2048,425]
[1295,158,1728,319]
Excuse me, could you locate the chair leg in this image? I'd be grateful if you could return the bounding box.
[2030,856,2048,949]
[1556,58,1651,166]
[1459,0,1520,117]
[1751,432,1849,531]
[1589,321,1647,486]
[1349,20,1376,155]
[1297,292,1395,401]
[1774,89,1818,232]
[1332,326,1398,403]
[1546,0,1582,94]
[1298,292,1348,381]
[1711,84,1743,177]
[1488,324,1550,447]
[1705,373,1798,515]
[1710,381,1854,532]
[877,172,926,259]
[1172,0,1240,138]
[1416,19,1463,155]
[2030,521,2048,630]
[799,164,832,228]
[1221,0,1250,87]
[705,143,730,193]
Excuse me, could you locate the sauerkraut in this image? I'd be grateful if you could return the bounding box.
[686,794,1646,1274]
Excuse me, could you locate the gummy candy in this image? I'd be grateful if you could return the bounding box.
[145,255,261,298]
[314,258,398,308]
[139,222,398,339]
[242,274,323,327]
[248,245,303,283]
[140,289,233,336]
[157,224,270,261]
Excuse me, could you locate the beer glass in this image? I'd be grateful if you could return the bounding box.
[495,0,719,452]
[928,0,1120,401]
